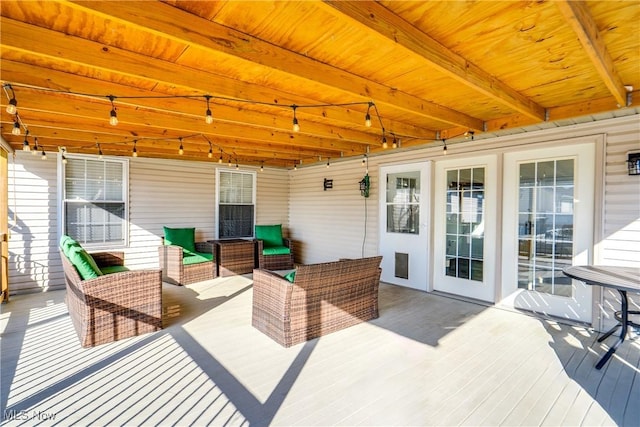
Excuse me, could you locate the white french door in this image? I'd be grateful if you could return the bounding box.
[501,142,595,323]
[433,155,498,302]
[378,162,430,290]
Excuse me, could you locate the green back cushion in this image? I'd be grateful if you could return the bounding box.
[59,235,80,258]
[255,224,283,248]
[67,245,103,280]
[164,227,196,253]
[283,270,296,283]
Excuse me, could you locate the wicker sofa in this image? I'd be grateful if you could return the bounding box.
[252,256,382,347]
[60,240,162,348]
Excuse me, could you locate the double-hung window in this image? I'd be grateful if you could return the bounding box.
[216,169,255,239]
[60,155,128,248]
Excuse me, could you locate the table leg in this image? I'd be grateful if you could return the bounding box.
[595,290,628,370]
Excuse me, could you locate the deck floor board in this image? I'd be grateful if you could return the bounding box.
[1,278,638,426]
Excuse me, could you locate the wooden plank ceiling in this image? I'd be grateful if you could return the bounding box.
[1,1,639,168]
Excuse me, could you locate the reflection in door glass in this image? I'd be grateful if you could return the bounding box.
[518,159,574,296]
[386,172,420,234]
[445,167,484,282]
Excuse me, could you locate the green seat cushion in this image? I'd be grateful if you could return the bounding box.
[283,270,296,283]
[262,246,291,256]
[255,224,283,248]
[67,245,103,280]
[100,265,130,275]
[182,251,214,266]
[164,227,196,253]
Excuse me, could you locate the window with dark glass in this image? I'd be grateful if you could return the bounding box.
[63,156,127,247]
[218,170,255,238]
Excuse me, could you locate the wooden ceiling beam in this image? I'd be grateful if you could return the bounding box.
[322,1,546,122]
[67,0,483,130]
[1,19,436,141]
[555,0,628,107]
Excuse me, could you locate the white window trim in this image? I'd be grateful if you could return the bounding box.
[215,168,257,239]
[57,153,129,249]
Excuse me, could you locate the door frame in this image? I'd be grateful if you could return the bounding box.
[432,154,499,303]
[500,138,598,323]
[378,161,431,290]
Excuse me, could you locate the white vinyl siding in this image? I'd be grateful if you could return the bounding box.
[6,155,289,292]
[5,114,638,325]
[598,121,640,331]
[7,151,62,292]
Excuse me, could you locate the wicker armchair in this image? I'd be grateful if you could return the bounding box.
[158,241,217,286]
[252,256,382,347]
[158,226,217,286]
[60,249,163,348]
[255,224,295,270]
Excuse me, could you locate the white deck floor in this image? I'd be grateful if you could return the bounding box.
[1,276,639,426]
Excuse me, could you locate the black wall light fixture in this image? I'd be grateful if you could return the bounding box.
[627,152,640,176]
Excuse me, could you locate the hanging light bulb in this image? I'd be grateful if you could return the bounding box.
[97,143,103,159]
[443,139,448,155]
[208,144,213,159]
[218,151,223,164]
[205,95,214,124]
[62,154,67,164]
[6,98,17,115]
[260,162,264,172]
[292,105,300,132]
[365,102,373,127]
[382,136,388,149]
[235,161,239,170]
[108,95,118,126]
[326,158,330,168]
[178,138,184,155]
[392,136,398,149]
[132,140,138,157]
[228,158,231,167]
[41,148,47,160]
[362,154,367,166]
[294,163,297,171]
[22,131,31,152]
[12,118,21,136]
[32,136,39,155]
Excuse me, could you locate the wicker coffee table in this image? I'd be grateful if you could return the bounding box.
[209,239,256,277]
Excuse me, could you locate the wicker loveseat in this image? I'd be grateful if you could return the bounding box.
[252,256,382,347]
[59,236,163,348]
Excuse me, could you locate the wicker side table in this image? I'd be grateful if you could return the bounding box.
[210,239,256,277]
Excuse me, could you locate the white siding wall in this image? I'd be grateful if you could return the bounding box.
[289,116,639,330]
[7,155,289,293]
[289,159,379,263]
[6,151,61,292]
[6,115,639,331]
[599,121,640,330]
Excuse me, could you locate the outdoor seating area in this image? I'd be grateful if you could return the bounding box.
[1,2,639,426]
[1,278,638,425]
